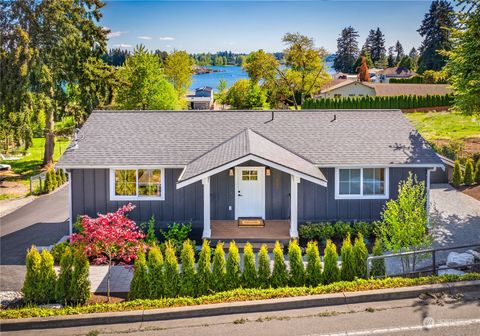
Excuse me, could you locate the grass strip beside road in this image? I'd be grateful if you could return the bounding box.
[1,273,479,320]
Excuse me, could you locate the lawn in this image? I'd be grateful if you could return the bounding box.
[406,111,480,141]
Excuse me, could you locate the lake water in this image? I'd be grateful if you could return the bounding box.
[190,62,336,90]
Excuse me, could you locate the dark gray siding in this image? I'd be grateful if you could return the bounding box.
[298,167,428,222]
[70,169,204,236]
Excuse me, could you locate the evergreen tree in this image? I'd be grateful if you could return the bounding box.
[353,233,369,279]
[55,246,73,305]
[129,252,149,300]
[464,159,474,185]
[305,241,322,287]
[257,245,271,288]
[70,250,90,305]
[38,249,56,304]
[212,242,226,292]
[387,47,396,67]
[225,241,241,290]
[408,47,419,71]
[418,0,456,72]
[334,26,360,73]
[22,246,42,304]
[288,240,305,286]
[363,29,376,55]
[180,240,196,297]
[196,240,211,296]
[271,241,288,288]
[475,160,480,184]
[164,241,179,297]
[394,40,405,65]
[371,238,386,277]
[242,242,257,288]
[371,27,387,67]
[322,240,340,284]
[147,245,164,299]
[452,160,463,187]
[340,234,355,281]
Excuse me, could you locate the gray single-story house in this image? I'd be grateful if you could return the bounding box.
[57,110,444,241]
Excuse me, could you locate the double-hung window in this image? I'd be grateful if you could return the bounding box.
[335,168,389,199]
[110,168,165,200]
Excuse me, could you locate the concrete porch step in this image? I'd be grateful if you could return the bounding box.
[211,239,288,251]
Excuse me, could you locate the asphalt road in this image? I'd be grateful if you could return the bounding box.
[5,290,480,336]
[0,185,69,290]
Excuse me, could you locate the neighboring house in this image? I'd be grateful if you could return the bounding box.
[332,72,358,80]
[317,80,452,98]
[57,110,443,241]
[186,87,214,110]
[378,67,416,83]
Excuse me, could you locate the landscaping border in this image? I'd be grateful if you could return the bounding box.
[1,278,479,332]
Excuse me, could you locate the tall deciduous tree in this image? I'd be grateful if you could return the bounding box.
[418,0,456,72]
[163,50,194,99]
[116,45,180,110]
[333,26,359,73]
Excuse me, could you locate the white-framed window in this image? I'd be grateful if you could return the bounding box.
[109,168,165,201]
[335,167,389,199]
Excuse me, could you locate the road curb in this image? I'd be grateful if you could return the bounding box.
[1,280,479,332]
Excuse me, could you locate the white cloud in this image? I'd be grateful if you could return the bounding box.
[159,36,175,41]
[107,31,127,38]
[112,43,133,49]
[138,36,152,40]
[165,44,172,48]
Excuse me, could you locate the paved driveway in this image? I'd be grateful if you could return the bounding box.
[0,185,69,290]
[430,184,480,262]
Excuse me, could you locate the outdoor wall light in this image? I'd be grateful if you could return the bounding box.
[265,167,271,176]
[229,168,234,176]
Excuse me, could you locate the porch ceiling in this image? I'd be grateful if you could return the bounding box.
[177,128,327,188]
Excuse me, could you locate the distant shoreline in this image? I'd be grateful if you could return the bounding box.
[194,66,226,75]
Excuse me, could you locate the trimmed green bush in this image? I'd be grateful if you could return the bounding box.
[288,240,305,286]
[371,238,386,277]
[474,160,480,184]
[55,246,73,305]
[353,221,371,238]
[69,250,90,305]
[180,240,196,297]
[323,240,340,284]
[464,159,474,186]
[44,170,53,193]
[60,169,67,184]
[242,242,257,288]
[212,242,226,292]
[225,241,241,290]
[340,234,355,281]
[271,241,288,288]
[452,160,463,187]
[257,244,271,288]
[196,240,211,296]
[56,169,64,185]
[305,241,322,286]
[299,222,335,242]
[163,241,179,298]
[51,241,69,263]
[333,221,352,240]
[38,249,56,304]
[147,245,164,299]
[50,169,58,190]
[129,252,149,300]
[22,246,42,304]
[353,233,369,279]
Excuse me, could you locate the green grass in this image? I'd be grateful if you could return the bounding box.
[1,273,479,320]
[406,111,480,141]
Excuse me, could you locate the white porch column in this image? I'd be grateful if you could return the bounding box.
[290,175,300,238]
[202,177,211,238]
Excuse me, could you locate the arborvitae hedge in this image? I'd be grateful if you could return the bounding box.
[242,243,257,288]
[55,246,73,305]
[271,241,288,288]
[225,241,241,290]
[257,244,271,288]
[371,238,386,277]
[179,240,196,297]
[196,240,211,296]
[69,251,90,305]
[129,252,149,300]
[305,241,322,286]
[39,249,56,304]
[464,159,474,186]
[475,160,480,184]
[340,234,355,281]
[147,245,164,299]
[212,242,226,292]
[164,241,179,297]
[353,233,369,279]
[323,240,340,284]
[303,94,453,110]
[452,160,463,187]
[22,246,43,304]
[288,240,305,286]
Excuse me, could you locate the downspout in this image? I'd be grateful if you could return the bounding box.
[426,167,437,224]
[67,169,73,236]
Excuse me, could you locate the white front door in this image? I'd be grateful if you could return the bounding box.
[235,167,265,219]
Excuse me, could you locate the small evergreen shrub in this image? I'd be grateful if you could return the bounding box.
[225,241,241,290]
[371,238,386,277]
[299,222,335,242]
[305,241,322,286]
[464,159,474,186]
[333,221,352,240]
[22,246,42,304]
[353,221,371,238]
[51,241,69,263]
[145,216,158,245]
[44,170,53,193]
[340,234,355,281]
[39,249,56,304]
[211,242,226,292]
[129,252,149,300]
[60,169,67,184]
[271,241,288,288]
[452,160,463,187]
[196,240,211,296]
[288,240,305,286]
[160,222,192,252]
[55,246,73,305]
[147,245,164,299]
[353,233,369,279]
[50,169,58,190]
[56,169,64,185]
[322,240,340,284]
[163,241,179,298]
[474,160,480,184]
[257,244,271,288]
[179,240,196,297]
[69,250,90,305]
[242,242,257,288]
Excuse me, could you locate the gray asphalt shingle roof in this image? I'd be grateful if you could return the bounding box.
[57,109,442,168]
[178,128,327,183]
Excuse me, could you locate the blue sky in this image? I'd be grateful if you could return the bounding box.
[101,1,435,54]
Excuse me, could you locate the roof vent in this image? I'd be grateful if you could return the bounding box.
[331,114,337,122]
[264,110,275,124]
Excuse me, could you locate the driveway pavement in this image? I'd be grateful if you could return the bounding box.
[0,185,69,290]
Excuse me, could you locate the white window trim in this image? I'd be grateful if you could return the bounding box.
[109,168,165,201]
[334,167,389,200]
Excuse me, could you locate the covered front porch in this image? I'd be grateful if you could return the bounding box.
[210,220,290,241]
